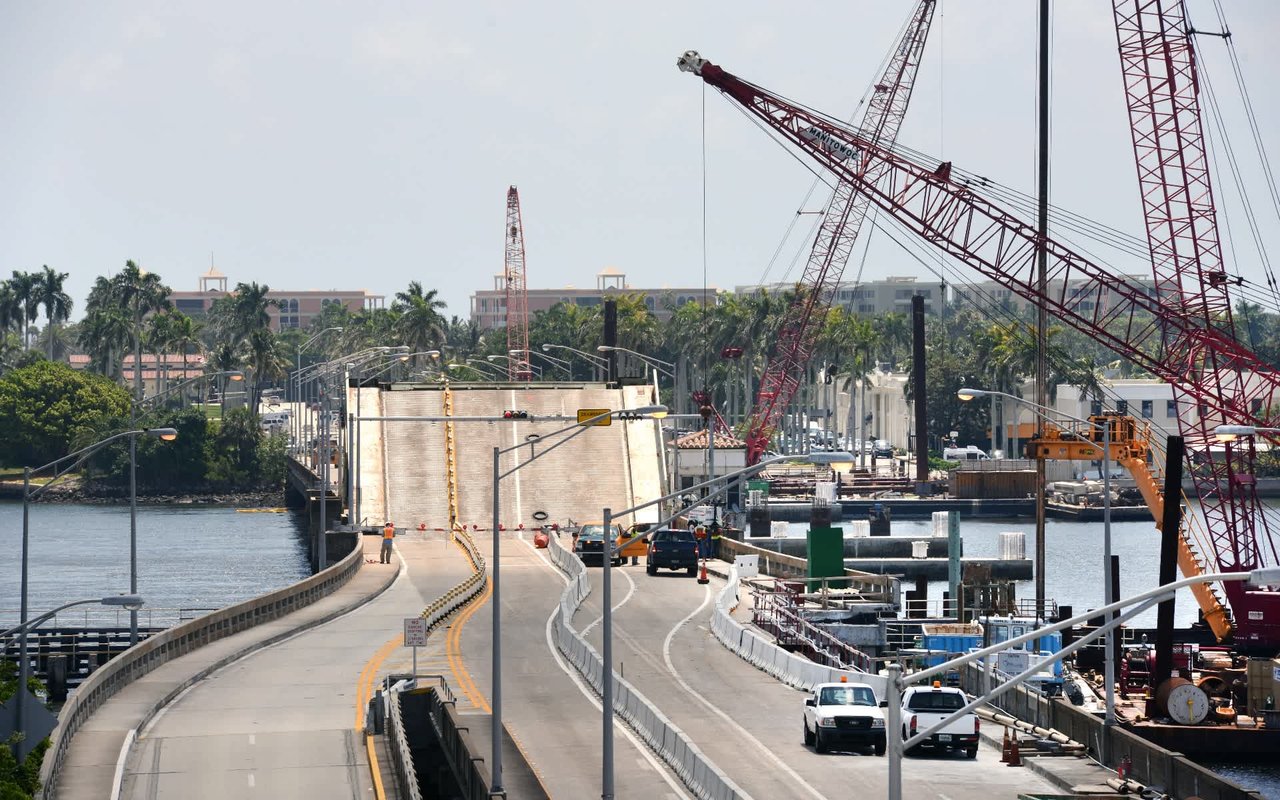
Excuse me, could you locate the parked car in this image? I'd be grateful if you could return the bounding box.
[645,528,699,576]
[573,522,624,566]
[803,681,886,755]
[873,440,894,458]
[899,683,979,758]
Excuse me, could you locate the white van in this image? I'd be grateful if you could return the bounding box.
[944,445,990,462]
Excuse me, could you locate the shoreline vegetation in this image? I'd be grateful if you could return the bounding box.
[0,478,285,508]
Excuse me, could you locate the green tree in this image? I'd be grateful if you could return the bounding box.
[8,270,38,349]
[0,361,132,466]
[33,265,72,361]
[393,281,447,364]
[1,660,50,800]
[109,261,172,401]
[204,407,264,485]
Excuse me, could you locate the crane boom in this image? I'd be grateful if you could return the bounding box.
[745,0,937,465]
[678,51,1280,646]
[504,186,532,381]
[1110,0,1271,644]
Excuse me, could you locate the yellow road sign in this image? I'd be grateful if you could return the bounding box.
[577,408,612,426]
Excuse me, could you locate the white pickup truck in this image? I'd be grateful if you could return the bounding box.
[802,681,886,755]
[899,684,980,758]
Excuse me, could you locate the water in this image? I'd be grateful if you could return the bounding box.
[1,501,310,629]
[786,515,1204,629]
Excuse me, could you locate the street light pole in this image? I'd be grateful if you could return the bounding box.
[15,428,175,760]
[485,404,669,795]
[882,566,1280,800]
[592,450,855,797]
[958,387,1116,725]
[601,505,615,800]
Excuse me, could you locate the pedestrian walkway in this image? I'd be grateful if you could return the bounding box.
[53,537,399,800]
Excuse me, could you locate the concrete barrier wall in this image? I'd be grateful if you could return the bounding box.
[545,536,749,800]
[959,664,1263,800]
[38,535,366,799]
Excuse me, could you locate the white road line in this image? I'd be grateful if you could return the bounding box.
[119,551,413,797]
[522,536,692,800]
[581,569,636,634]
[249,734,255,745]
[661,581,830,800]
[248,773,255,788]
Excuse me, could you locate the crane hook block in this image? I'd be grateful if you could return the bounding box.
[677,50,708,75]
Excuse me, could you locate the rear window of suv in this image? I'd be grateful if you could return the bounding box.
[653,529,696,543]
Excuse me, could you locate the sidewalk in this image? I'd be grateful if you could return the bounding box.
[53,536,399,800]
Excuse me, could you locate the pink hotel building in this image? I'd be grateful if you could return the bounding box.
[166,267,385,330]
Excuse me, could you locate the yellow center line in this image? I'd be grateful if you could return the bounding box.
[354,633,402,730]
[447,576,493,712]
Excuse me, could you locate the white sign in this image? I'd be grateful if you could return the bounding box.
[734,554,759,578]
[1273,666,1280,683]
[799,126,860,162]
[404,617,428,647]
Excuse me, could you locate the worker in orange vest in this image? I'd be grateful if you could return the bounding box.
[380,521,396,564]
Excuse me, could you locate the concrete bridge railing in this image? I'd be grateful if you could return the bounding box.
[710,566,887,698]
[37,535,366,800]
[546,536,749,800]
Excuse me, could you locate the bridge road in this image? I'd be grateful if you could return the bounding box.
[447,530,695,799]
[119,532,472,800]
[565,553,1061,800]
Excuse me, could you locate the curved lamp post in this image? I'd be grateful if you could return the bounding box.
[958,386,1118,726]
[487,354,543,379]
[511,348,572,379]
[488,404,668,794]
[541,344,609,380]
[883,566,1280,800]
[16,428,174,758]
[596,345,676,379]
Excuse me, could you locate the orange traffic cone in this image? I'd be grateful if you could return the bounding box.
[1006,734,1022,767]
[697,559,709,585]
[1000,728,1011,763]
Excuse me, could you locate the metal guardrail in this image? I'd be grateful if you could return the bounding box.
[545,535,749,800]
[710,567,887,698]
[751,580,876,673]
[385,680,424,800]
[37,536,368,800]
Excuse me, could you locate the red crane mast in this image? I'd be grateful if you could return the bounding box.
[1111,0,1270,643]
[677,51,1280,646]
[504,186,532,381]
[743,0,937,465]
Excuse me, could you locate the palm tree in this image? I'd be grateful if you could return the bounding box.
[34,265,73,360]
[0,279,20,338]
[393,281,447,366]
[167,312,203,398]
[80,276,134,378]
[9,270,37,349]
[111,261,172,402]
[247,327,289,411]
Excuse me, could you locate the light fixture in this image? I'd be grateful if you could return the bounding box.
[101,594,146,611]
[229,372,245,382]
[632,404,669,419]
[146,427,179,441]
[1214,424,1257,442]
[956,387,988,402]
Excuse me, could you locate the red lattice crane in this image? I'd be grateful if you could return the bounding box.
[677,47,1280,647]
[1111,0,1270,645]
[504,186,533,380]
[743,0,937,465]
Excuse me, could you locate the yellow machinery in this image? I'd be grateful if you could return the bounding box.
[1023,413,1232,641]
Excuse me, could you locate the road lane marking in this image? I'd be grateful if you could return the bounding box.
[247,773,255,788]
[522,535,692,799]
[446,574,493,712]
[248,734,255,745]
[662,580,829,800]
[581,568,637,634]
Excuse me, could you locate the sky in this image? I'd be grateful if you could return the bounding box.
[2,1,1278,324]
